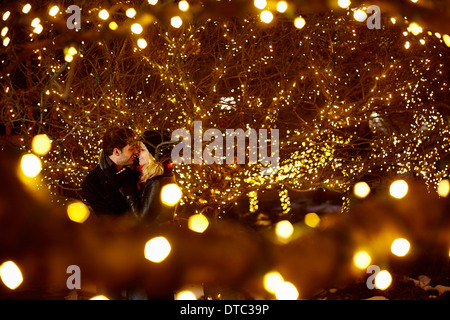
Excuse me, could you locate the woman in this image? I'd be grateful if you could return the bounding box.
[135,130,177,225]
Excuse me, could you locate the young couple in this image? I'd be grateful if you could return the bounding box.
[81,126,176,225]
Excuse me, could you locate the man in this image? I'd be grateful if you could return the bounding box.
[82,126,140,217]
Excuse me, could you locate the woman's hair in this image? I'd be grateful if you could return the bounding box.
[140,152,164,182]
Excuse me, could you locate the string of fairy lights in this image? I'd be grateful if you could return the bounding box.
[1,0,449,218]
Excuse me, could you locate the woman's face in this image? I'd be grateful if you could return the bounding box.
[138,142,150,166]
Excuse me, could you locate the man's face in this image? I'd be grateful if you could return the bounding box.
[115,140,138,166]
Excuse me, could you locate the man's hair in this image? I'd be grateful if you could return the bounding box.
[102,127,134,156]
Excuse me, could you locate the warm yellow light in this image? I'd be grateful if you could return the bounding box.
[3,37,10,47]
[67,47,77,56]
[390,17,396,24]
[126,8,136,18]
[148,0,158,5]
[22,4,32,14]
[353,9,367,22]
[67,201,90,223]
[404,41,410,49]
[90,295,109,300]
[171,16,183,28]
[137,38,147,49]
[161,183,182,206]
[437,179,449,197]
[374,270,392,290]
[260,10,273,23]
[188,214,209,233]
[175,290,197,300]
[21,154,42,178]
[304,212,320,228]
[443,34,450,47]
[275,220,294,240]
[65,54,74,62]
[408,22,423,36]
[49,6,59,16]
[1,27,8,37]
[391,238,410,257]
[275,281,299,300]
[276,1,288,13]
[0,261,23,290]
[131,23,143,34]
[98,9,109,20]
[353,250,372,269]
[2,11,10,21]
[178,1,190,12]
[390,180,408,199]
[31,18,40,28]
[32,134,52,155]
[263,271,284,294]
[354,182,370,198]
[338,0,351,9]
[144,236,171,263]
[33,24,43,34]
[294,17,306,29]
[254,0,267,10]
[410,0,418,3]
[109,21,118,30]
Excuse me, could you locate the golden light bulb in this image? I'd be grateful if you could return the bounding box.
[3,37,10,47]
[1,27,8,37]
[354,181,370,198]
[137,38,147,49]
[443,34,450,47]
[188,214,209,233]
[374,270,392,290]
[260,10,273,23]
[276,1,288,13]
[32,134,52,155]
[98,9,109,20]
[353,250,372,269]
[178,1,189,12]
[144,236,171,263]
[294,17,306,29]
[275,281,299,300]
[67,201,90,223]
[275,220,294,240]
[131,23,143,34]
[391,238,410,257]
[408,22,423,36]
[31,18,40,28]
[90,295,109,300]
[171,16,183,28]
[49,6,59,16]
[148,0,158,5]
[353,9,367,22]
[437,179,449,197]
[20,154,42,178]
[2,11,10,21]
[65,54,74,62]
[109,21,118,30]
[33,24,43,34]
[338,0,351,9]
[161,183,182,206]
[254,0,267,10]
[389,180,408,199]
[126,8,136,18]
[263,271,284,294]
[175,290,197,300]
[22,4,32,14]
[304,212,320,228]
[0,261,23,290]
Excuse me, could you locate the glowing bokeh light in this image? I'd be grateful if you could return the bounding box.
[144,236,171,263]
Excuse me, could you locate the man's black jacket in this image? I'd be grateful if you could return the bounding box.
[81,152,140,216]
